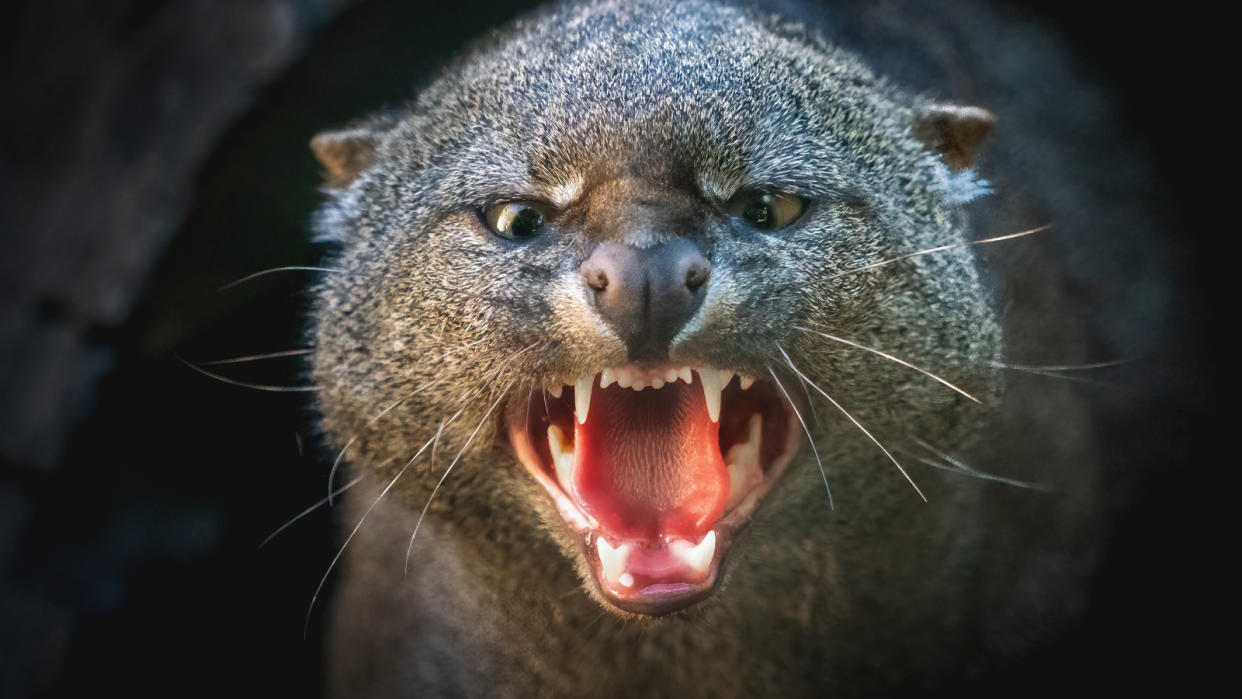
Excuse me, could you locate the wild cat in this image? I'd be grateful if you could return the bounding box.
[283,0,1167,695]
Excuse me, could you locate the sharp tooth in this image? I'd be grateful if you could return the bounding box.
[596,537,627,583]
[739,375,755,391]
[575,375,594,423]
[600,368,617,389]
[548,384,563,398]
[685,530,716,575]
[696,368,729,422]
[650,377,665,389]
[725,413,764,509]
[664,368,679,383]
[678,367,693,384]
[547,424,574,492]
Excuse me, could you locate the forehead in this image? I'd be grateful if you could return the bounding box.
[403,1,900,199]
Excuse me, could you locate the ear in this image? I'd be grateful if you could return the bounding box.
[310,127,381,188]
[912,104,995,171]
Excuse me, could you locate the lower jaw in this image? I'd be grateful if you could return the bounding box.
[504,373,802,616]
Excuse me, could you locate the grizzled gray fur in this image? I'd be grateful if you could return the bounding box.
[308,0,1124,695]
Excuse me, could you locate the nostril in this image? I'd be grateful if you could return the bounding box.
[685,262,711,291]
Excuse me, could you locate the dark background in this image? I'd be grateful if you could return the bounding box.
[0,1,1214,697]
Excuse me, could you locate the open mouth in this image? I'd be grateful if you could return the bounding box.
[506,365,801,616]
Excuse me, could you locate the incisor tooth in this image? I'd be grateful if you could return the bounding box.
[650,378,665,389]
[575,375,594,423]
[697,368,731,422]
[739,375,755,391]
[548,384,563,398]
[616,370,633,389]
[678,367,693,384]
[664,368,679,383]
[600,368,617,389]
[547,424,574,492]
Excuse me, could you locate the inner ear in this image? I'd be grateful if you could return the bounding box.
[912,104,995,171]
[310,127,380,188]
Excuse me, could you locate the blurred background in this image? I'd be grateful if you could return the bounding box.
[0,1,1213,697]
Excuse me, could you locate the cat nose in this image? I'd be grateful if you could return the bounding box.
[581,240,711,361]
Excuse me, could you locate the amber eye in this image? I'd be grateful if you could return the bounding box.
[726,190,805,230]
[484,201,550,241]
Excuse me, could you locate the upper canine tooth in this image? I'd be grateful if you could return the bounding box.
[678,367,693,384]
[739,375,755,391]
[600,368,617,389]
[697,368,730,422]
[548,384,563,398]
[575,375,594,423]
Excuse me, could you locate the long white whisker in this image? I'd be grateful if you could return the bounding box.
[260,474,366,549]
[778,344,926,501]
[908,438,1050,491]
[991,359,1130,372]
[793,325,982,404]
[827,225,1047,281]
[304,434,437,638]
[176,355,316,392]
[219,265,343,291]
[405,384,513,573]
[767,366,833,510]
[197,348,314,366]
[326,337,490,502]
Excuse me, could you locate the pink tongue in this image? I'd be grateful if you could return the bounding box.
[572,380,728,541]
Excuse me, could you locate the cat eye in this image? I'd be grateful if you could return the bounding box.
[726,190,805,230]
[483,201,551,241]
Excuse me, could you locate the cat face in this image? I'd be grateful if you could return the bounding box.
[310,0,1001,617]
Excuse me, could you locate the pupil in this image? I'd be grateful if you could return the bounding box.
[511,207,543,238]
[744,195,773,227]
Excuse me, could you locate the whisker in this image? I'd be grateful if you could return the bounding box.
[767,365,833,510]
[196,348,314,366]
[777,344,926,501]
[326,337,489,502]
[908,438,1050,491]
[176,355,316,392]
[304,433,437,638]
[792,325,982,404]
[219,265,342,291]
[260,474,367,549]
[827,225,1048,281]
[404,383,513,573]
[991,359,1131,372]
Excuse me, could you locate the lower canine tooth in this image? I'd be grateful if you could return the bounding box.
[547,424,574,492]
[596,537,626,583]
[725,413,764,509]
[575,375,594,423]
[685,530,716,575]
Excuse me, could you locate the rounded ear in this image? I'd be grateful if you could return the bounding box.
[912,104,995,171]
[310,127,380,188]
